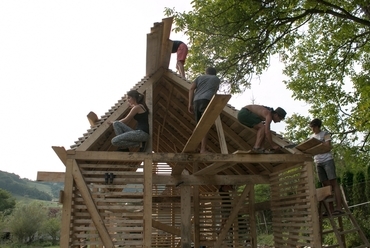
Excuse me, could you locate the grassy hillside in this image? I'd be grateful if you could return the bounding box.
[0,170,63,201]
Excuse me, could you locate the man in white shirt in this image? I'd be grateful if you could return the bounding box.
[310,118,343,215]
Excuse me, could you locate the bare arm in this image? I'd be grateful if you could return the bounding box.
[119,105,141,124]
[188,82,196,114]
[263,110,275,148]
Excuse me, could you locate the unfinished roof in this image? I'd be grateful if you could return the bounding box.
[64,17,298,178]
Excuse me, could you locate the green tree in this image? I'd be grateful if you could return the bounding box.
[342,170,354,205]
[8,201,47,244]
[41,211,61,245]
[166,0,370,152]
[0,188,16,215]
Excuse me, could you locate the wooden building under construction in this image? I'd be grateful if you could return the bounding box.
[41,17,332,248]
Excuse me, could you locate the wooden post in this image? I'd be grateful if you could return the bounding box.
[193,162,200,248]
[144,158,153,247]
[59,158,74,248]
[181,185,192,248]
[306,161,321,247]
[249,185,257,248]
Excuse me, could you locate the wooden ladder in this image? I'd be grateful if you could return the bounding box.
[317,186,370,248]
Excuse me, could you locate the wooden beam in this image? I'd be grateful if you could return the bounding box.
[37,171,65,182]
[52,146,67,166]
[154,175,269,185]
[71,160,114,248]
[34,172,269,185]
[67,150,312,163]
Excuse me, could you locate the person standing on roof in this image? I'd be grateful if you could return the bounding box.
[237,105,286,153]
[109,90,149,152]
[310,118,344,215]
[188,67,220,153]
[171,40,188,79]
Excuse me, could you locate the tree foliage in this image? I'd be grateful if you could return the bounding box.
[166,0,370,151]
[0,188,16,215]
[8,201,47,244]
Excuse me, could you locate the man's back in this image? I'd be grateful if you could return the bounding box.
[193,74,220,101]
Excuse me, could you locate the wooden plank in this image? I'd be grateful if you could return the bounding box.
[71,160,114,248]
[182,94,231,153]
[59,159,74,248]
[316,186,332,202]
[143,158,153,248]
[160,17,173,69]
[181,185,191,248]
[146,22,163,76]
[52,146,67,166]
[304,143,331,155]
[37,171,65,182]
[295,137,322,151]
[87,111,99,127]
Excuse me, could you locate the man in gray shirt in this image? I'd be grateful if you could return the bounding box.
[188,67,220,153]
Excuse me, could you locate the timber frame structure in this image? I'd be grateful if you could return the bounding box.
[40,18,324,247]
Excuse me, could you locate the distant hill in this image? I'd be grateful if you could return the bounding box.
[0,170,64,201]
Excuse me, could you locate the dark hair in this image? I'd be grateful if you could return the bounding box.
[310,118,322,128]
[127,90,148,111]
[206,67,217,75]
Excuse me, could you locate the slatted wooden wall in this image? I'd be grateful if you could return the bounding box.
[270,161,320,247]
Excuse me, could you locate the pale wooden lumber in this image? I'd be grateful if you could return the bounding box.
[159,17,173,69]
[316,185,332,202]
[181,94,231,154]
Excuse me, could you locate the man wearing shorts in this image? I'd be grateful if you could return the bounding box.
[172,40,188,79]
[237,105,286,153]
[188,67,220,153]
[310,118,343,215]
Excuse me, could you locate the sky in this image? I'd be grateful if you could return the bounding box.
[0,0,309,180]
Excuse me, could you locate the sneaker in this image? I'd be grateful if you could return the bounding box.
[117,148,130,152]
[252,147,265,153]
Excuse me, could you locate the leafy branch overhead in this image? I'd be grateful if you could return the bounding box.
[165,0,370,149]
